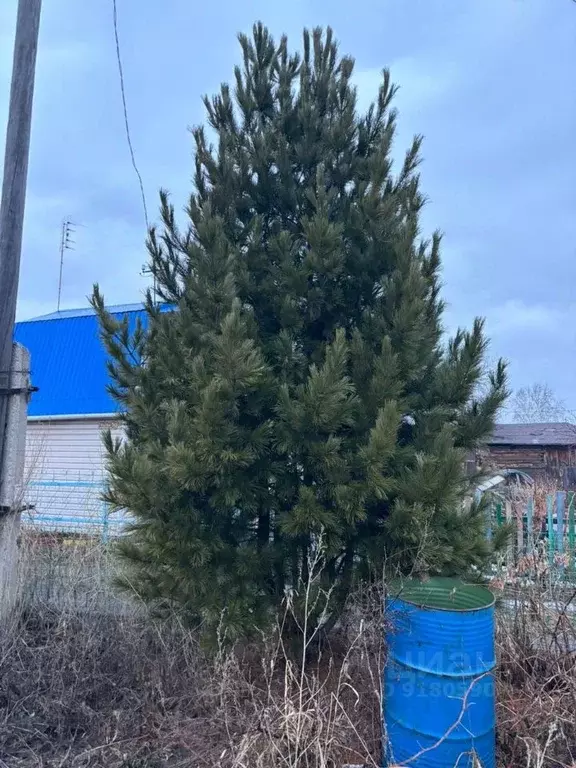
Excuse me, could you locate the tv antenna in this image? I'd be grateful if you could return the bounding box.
[141,261,157,305]
[57,218,75,311]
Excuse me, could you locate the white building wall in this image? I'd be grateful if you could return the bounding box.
[22,418,128,536]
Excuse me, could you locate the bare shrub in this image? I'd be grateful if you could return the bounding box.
[1,536,214,766]
[17,530,134,615]
[214,548,384,768]
[0,533,384,767]
[495,576,576,767]
[8,531,576,767]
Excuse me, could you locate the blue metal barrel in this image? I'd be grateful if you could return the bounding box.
[383,577,496,768]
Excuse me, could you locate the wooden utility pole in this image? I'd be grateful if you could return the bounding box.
[0,0,42,486]
[0,0,42,615]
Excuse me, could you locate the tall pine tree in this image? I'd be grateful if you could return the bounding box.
[94,24,507,637]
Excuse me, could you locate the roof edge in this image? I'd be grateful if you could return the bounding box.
[21,303,146,323]
[28,413,119,422]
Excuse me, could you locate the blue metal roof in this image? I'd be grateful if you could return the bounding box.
[14,304,149,417]
[26,303,145,322]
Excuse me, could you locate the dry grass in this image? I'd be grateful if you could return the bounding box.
[3,531,576,767]
[1,534,214,766]
[495,578,576,767]
[0,532,383,768]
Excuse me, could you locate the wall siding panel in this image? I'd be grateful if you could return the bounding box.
[22,418,127,535]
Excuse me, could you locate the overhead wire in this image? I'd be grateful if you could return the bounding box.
[112,0,149,232]
[112,0,157,302]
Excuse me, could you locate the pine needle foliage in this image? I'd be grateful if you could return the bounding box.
[93,24,508,639]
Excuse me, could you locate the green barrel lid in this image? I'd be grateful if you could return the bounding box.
[386,576,495,611]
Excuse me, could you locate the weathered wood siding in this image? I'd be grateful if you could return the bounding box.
[486,444,576,484]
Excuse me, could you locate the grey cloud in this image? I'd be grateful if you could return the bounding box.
[1,0,575,407]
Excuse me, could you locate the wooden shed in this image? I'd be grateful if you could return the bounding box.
[484,423,576,488]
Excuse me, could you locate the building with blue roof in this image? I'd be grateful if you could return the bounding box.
[14,303,147,418]
[14,303,148,536]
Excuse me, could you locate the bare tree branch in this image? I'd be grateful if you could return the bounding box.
[510,383,568,424]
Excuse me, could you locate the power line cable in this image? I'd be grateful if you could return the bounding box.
[112,0,157,303]
[112,0,149,231]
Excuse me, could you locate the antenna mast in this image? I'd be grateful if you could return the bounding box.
[141,262,157,305]
[57,218,74,311]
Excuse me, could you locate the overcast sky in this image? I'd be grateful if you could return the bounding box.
[1,0,575,404]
